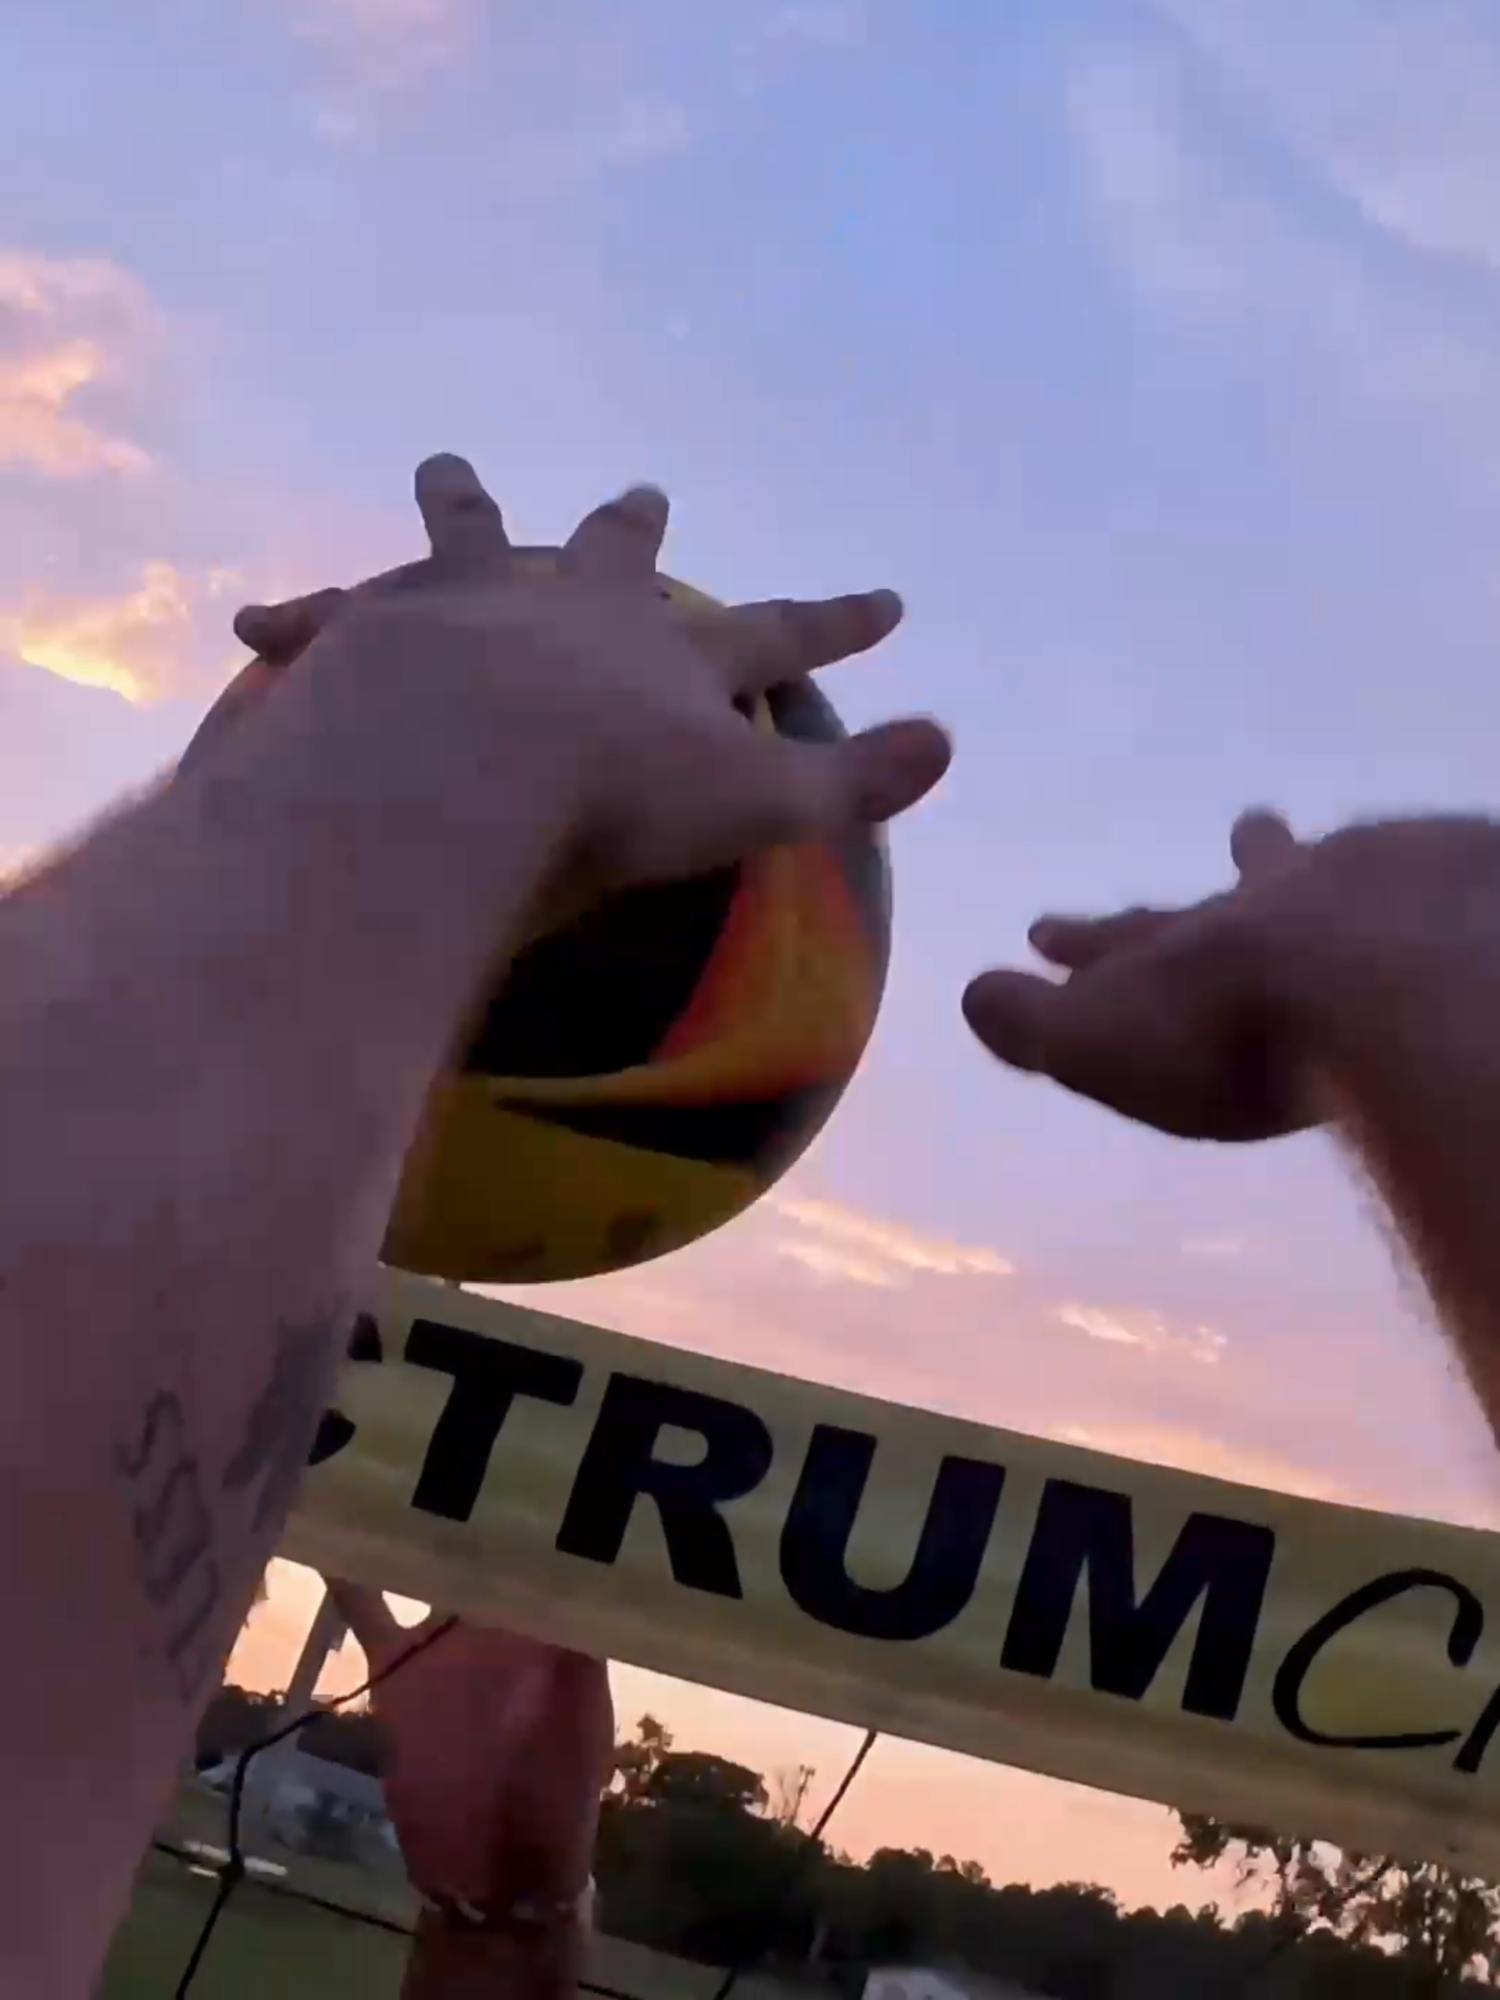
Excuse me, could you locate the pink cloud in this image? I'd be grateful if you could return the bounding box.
[768,1194,1014,1288]
[282,0,472,104]
[0,562,246,703]
[0,251,154,479]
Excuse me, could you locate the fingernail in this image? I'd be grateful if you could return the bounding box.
[854,717,950,819]
[417,452,479,484]
[617,484,669,525]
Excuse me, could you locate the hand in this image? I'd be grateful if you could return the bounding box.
[962,810,1500,1140]
[184,454,950,917]
[324,1580,613,1923]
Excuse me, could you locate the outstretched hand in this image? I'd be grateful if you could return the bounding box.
[962,808,1316,1140]
[964,807,1500,1142]
[183,454,950,917]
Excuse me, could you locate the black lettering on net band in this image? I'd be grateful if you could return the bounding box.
[1272,1568,1483,1752]
[1456,1680,1500,1775]
[406,1321,583,1522]
[555,1374,773,1599]
[780,1425,1005,1641]
[1001,1480,1275,1722]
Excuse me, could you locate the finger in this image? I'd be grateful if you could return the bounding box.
[563,485,670,580]
[742,715,951,849]
[1028,907,1177,973]
[615,716,950,886]
[232,587,348,667]
[323,1577,402,1665]
[1231,808,1298,882]
[961,967,1224,1137]
[704,588,904,696]
[841,715,952,823]
[414,454,511,576]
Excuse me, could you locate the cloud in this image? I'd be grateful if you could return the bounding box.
[1180,1234,1247,1262]
[1152,0,1500,278]
[1063,32,1500,464]
[490,98,692,198]
[0,250,153,479]
[1054,1301,1227,1365]
[284,0,469,87]
[0,563,243,703]
[769,1195,1014,1289]
[1045,1417,1350,1503]
[768,0,869,48]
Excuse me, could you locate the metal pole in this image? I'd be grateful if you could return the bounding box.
[241,1583,348,1848]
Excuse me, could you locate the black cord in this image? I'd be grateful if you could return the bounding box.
[169,1626,876,2000]
[172,1613,459,1998]
[709,1726,879,2000]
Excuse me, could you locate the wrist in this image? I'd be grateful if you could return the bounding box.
[404,1907,585,2000]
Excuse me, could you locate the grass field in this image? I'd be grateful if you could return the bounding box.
[99,1853,408,1999]
[98,1811,797,2000]
[99,1859,794,2000]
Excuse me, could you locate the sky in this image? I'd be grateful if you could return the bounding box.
[10,0,1500,1918]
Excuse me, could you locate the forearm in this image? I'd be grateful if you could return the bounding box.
[402,1917,584,2000]
[1320,972,1500,1443]
[0,614,572,1995]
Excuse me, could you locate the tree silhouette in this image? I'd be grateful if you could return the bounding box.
[1173,1812,1500,1993]
[189,1695,1500,1995]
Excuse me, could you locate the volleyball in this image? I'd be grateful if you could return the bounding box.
[190,556,893,1284]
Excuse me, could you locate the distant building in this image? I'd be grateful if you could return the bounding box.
[864,1971,1046,2000]
[200,1746,399,1855]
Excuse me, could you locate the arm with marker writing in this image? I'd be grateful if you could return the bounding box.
[0,454,944,1998]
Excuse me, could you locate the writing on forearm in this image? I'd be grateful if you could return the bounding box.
[116,1389,224,1705]
[223,1317,340,1535]
[116,1317,339,1705]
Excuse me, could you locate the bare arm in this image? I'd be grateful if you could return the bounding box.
[0,616,572,1998]
[0,456,943,1997]
[1316,958,1500,1443]
[965,811,1500,1449]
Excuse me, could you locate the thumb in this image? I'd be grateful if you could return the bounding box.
[962,964,1223,1136]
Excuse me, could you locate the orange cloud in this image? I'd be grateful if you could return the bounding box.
[1055,1300,1227,1365]
[769,1195,1014,1287]
[0,250,153,477]
[0,563,244,702]
[1044,1418,1352,1503]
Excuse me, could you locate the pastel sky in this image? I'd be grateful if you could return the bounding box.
[12,0,1500,1917]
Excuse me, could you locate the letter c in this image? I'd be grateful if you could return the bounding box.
[1273,1568,1482,1751]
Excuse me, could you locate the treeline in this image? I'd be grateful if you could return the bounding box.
[197,1690,1489,1997]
